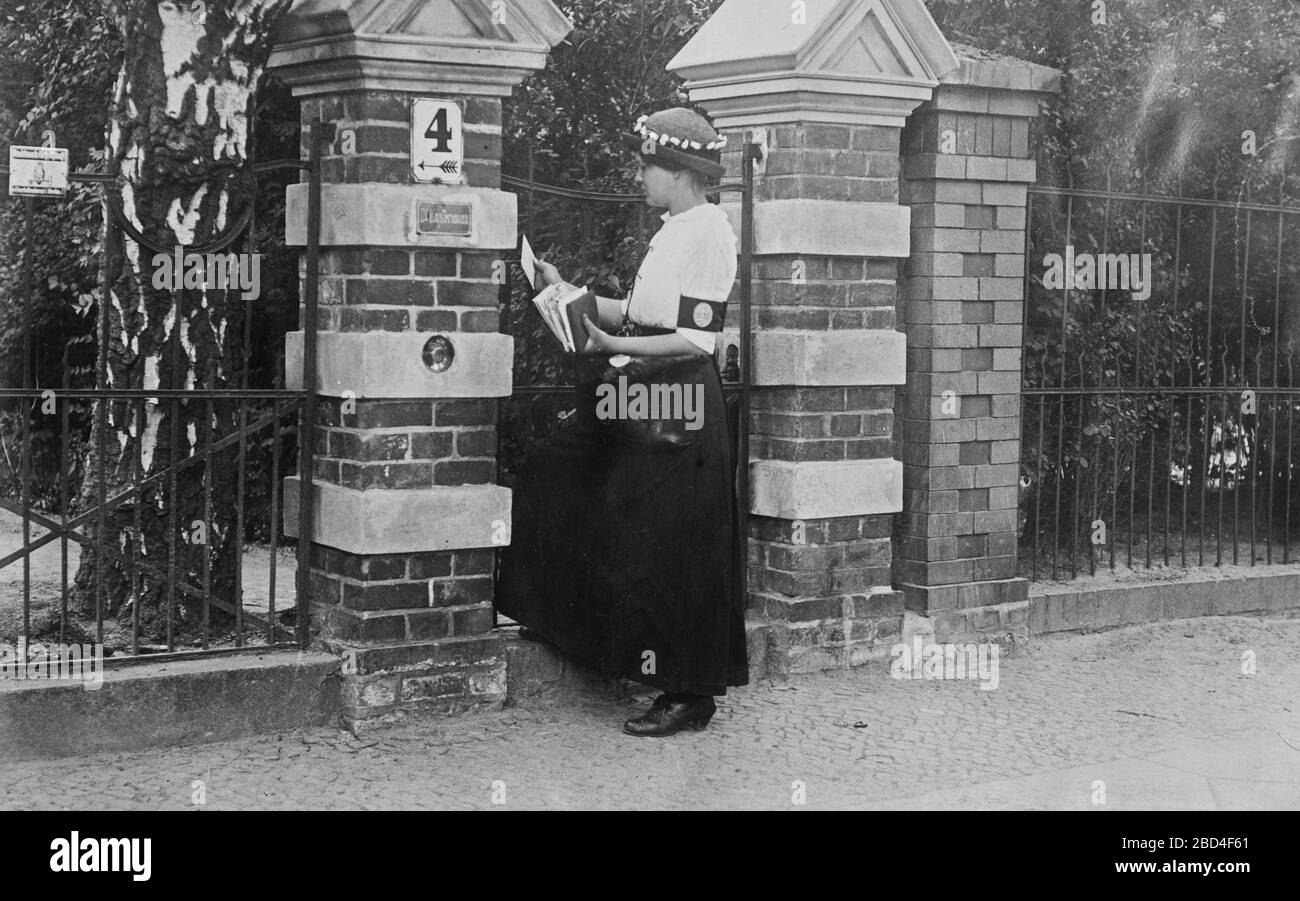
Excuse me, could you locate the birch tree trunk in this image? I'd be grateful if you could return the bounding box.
[73,0,292,644]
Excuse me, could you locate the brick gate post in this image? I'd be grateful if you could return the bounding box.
[895,48,1061,643]
[268,1,570,725]
[670,0,958,676]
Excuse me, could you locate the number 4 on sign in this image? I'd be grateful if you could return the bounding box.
[411,98,464,185]
[426,107,453,152]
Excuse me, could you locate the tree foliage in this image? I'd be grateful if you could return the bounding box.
[0,1,120,498]
[928,0,1300,199]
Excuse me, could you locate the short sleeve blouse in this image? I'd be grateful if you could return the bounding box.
[624,202,738,353]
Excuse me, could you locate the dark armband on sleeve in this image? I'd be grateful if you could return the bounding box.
[676,295,727,333]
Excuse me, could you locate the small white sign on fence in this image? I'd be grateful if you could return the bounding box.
[7,145,69,197]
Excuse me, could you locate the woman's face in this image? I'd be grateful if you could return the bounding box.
[636,158,679,208]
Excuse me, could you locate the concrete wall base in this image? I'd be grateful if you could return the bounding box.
[1029,567,1300,635]
[0,651,340,761]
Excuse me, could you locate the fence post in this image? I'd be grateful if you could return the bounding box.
[268,2,571,726]
[895,49,1062,643]
[670,0,958,676]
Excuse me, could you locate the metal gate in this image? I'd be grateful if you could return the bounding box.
[0,119,331,662]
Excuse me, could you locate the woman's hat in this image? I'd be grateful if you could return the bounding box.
[622,108,727,179]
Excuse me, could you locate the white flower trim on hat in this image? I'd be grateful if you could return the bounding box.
[633,114,727,151]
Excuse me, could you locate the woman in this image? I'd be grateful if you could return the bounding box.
[496,107,748,737]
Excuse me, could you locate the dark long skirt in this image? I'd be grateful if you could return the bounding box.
[496,351,748,696]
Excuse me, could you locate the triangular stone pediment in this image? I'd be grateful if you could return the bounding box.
[670,0,957,86]
[276,0,568,49]
[270,0,572,97]
[370,0,515,43]
[669,0,960,130]
[814,8,912,78]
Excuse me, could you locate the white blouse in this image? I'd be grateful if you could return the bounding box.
[624,202,738,353]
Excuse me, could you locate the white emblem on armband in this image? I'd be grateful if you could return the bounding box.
[692,302,714,328]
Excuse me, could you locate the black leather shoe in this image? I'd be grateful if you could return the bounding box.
[623,694,716,737]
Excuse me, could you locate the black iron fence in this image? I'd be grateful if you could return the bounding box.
[0,123,328,662]
[1020,181,1300,581]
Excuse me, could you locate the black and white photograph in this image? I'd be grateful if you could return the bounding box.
[0,0,1296,858]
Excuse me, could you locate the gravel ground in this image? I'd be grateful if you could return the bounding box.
[2,613,1297,810]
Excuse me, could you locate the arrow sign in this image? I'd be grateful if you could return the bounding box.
[411,98,464,185]
[416,161,460,174]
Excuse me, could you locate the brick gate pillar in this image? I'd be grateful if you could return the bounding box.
[670,0,958,676]
[268,1,570,725]
[895,48,1060,643]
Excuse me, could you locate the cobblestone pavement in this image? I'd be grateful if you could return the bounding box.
[2,614,1298,810]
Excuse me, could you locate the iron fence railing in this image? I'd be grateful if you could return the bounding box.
[0,122,328,663]
[1021,183,1300,581]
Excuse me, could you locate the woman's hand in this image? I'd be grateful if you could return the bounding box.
[535,258,563,287]
[581,314,613,354]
